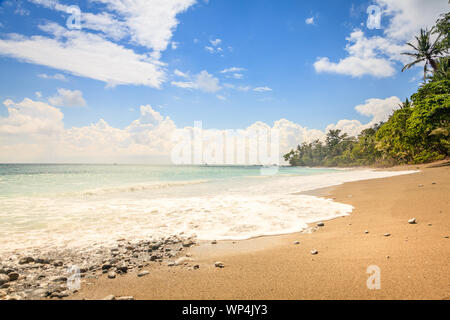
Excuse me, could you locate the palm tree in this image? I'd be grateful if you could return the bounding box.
[401,28,443,81]
[428,57,450,81]
[398,98,411,109]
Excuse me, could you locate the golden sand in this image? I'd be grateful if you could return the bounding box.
[72,162,450,300]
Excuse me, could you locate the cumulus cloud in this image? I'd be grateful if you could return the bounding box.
[210,38,222,46]
[314,0,448,78]
[171,70,221,93]
[314,29,403,78]
[378,0,448,41]
[0,95,402,163]
[305,17,314,25]
[48,88,86,107]
[325,96,401,136]
[0,98,64,136]
[0,98,176,162]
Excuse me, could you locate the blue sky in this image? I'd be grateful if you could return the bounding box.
[0,0,447,163]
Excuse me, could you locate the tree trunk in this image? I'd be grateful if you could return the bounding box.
[429,58,438,71]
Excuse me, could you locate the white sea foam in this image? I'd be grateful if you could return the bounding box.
[74,179,210,196]
[0,168,417,255]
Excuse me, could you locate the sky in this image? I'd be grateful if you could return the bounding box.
[0,0,448,163]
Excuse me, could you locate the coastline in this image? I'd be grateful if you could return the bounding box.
[68,161,450,300]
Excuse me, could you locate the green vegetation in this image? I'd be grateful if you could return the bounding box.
[284,12,449,167]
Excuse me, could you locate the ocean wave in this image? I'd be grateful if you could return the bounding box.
[71,180,210,196]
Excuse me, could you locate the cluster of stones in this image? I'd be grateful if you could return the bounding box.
[0,235,196,300]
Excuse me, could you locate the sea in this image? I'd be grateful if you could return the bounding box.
[0,164,415,255]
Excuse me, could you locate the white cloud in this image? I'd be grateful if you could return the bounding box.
[205,46,215,53]
[0,95,402,163]
[325,96,401,136]
[205,45,223,54]
[253,86,272,92]
[0,98,64,136]
[38,73,68,81]
[0,24,165,87]
[305,17,314,25]
[1,0,198,87]
[174,69,189,78]
[210,38,222,46]
[220,67,245,74]
[48,88,86,107]
[377,0,448,41]
[89,0,196,52]
[314,0,448,78]
[205,39,224,54]
[171,70,221,93]
[171,41,179,50]
[216,94,226,101]
[35,91,42,98]
[314,29,401,78]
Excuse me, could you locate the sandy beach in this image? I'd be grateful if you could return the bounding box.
[69,161,449,300]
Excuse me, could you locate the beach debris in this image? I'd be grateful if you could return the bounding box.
[35,258,50,264]
[310,249,318,255]
[214,262,225,268]
[364,230,369,234]
[107,271,116,279]
[18,257,34,265]
[4,294,22,300]
[116,296,134,300]
[348,195,353,198]
[428,224,432,226]
[384,233,391,237]
[8,272,19,281]
[102,295,116,300]
[182,239,195,247]
[193,264,200,270]
[0,274,10,286]
[101,263,112,270]
[137,271,149,277]
[50,291,69,299]
[317,222,325,227]
[408,218,417,224]
[116,264,128,274]
[211,240,217,244]
[444,236,449,239]
[418,184,424,187]
[386,255,390,259]
[167,262,175,267]
[293,241,300,245]
[432,182,436,185]
[53,260,63,267]
[175,256,194,266]
[50,276,67,282]
[0,234,195,300]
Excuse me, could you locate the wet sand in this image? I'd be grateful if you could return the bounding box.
[72,162,450,300]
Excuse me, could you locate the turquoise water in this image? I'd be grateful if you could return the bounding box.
[0,164,414,254]
[0,164,338,197]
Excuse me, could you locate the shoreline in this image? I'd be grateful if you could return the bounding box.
[67,161,449,300]
[1,162,448,300]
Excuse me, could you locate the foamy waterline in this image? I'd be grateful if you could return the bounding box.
[0,168,417,256]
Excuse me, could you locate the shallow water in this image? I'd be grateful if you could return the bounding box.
[0,164,416,254]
